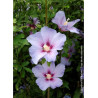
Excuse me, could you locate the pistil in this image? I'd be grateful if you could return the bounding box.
[64,18,70,25]
[46,74,52,80]
[43,44,50,52]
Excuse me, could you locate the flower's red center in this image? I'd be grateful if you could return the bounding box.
[44,70,54,81]
[42,41,53,52]
[28,24,36,29]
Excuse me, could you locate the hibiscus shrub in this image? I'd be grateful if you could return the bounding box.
[13,0,84,98]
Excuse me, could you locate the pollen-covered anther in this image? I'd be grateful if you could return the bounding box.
[43,44,50,52]
[46,74,52,79]
[64,18,70,25]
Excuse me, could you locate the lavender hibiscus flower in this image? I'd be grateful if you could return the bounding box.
[61,42,75,66]
[27,18,40,29]
[33,18,40,25]
[27,26,66,64]
[52,11,80,34]
[27,17,40,34]
[61,57,71,66]
[32,62,65,91]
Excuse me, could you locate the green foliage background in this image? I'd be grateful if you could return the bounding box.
[13,0,84,98]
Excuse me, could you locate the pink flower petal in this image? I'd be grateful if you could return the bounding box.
[33,18,40,25]
[29,46,47,64]
[50,78,63,89]
[36,78,50,91]
[68,42,75,56]
[40,26,57,44]
[32,65,45,77]
[68,19,80,28]
[27,32,44,48]
[54,63,65,77]
[44,50,58,62]
[51,32,66,50]
[50,62,55,73]
[59,25,68,31]
[69,27,80,34]
[42,62,49,73]
[52,11,66,26]
[59,19,80,32]
[61,57,71,66]
[42,62,55,74]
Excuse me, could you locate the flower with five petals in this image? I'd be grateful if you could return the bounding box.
[52,11,80,34]
[32,62,65,91]
[27,26,66,64]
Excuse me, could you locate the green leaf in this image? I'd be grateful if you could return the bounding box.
[24,67,32,73]
[65,67,73,72]
[18,65,22,72]
[13,18,17,23]
[14,34,25,46]
[76,64,81,72]
[22,61,30,67]
[21,70,25,78]
[15,79,21,91]
[21,39,29,45]
[73,88,81,98]
[15,83,19,91]
[47,62,51,67]
[41,58,46,64]
[42,91,46,96]
[14,34,25,39]
[14,34,29,56]
[14,64,22,72]
[13,26,17,32]
[57,90,63,97]
[36,24,42,28]
[13,60,17,64]
[62,53,69,57]
[63,80,70,89]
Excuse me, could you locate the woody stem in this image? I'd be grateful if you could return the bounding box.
[45,0,48,25]
[47,88,50,98]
